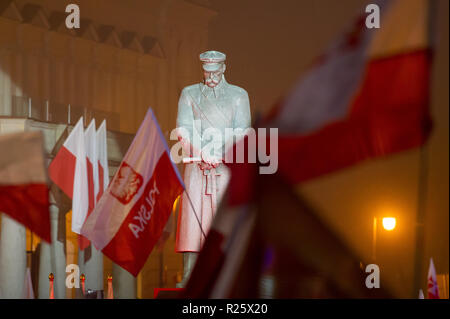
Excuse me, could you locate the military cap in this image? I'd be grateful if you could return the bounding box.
[199,50,226,72]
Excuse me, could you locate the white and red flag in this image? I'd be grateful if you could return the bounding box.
[264,0,433,186]
[96,120,109,202]
[427,258,440,299]
[0,131,51,243]
[78,120,98,250]
[48,117,89,234]
[81,109,184,276]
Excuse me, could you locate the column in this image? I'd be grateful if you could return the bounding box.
[38,203,66,298]
[0,52,23,298]
[78,245,104,292]
[13,51,23,97]
[0,51,12,116]
[112,263,136,299]
[0,214,27,298]
[15,25,24,99]
[66,40,76,123]
[51,204,66,298]
[37,229,51,298]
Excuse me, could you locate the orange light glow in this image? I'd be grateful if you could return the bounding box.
[382,217,396,231]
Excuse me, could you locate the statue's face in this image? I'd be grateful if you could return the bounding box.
[203,64,225,88]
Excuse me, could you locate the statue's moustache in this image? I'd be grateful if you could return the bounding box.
[205,78,220,87]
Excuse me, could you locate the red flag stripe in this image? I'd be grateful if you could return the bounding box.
[48,146,76,199]
[0,184,51,243]
[101,152,183,276]
[277,49,432,184]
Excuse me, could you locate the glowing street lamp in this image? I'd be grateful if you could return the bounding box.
[382,217,396,231]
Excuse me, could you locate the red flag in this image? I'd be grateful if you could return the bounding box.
[427,258,440,299]
[182,204,257,297]
[80,109,184,276]
[48,117,89,234]
[0,131,51,243]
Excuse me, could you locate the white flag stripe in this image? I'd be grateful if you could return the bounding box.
[271,8,376,134]
[272,0,429,135]
[70,117,90,234]
[96,120,109,190]
[85,119,99,202]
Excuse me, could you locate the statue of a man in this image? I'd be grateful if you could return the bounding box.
[175,51,251,287]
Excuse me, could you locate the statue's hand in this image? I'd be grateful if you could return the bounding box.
[198,161,214,170]
[201,152,221,169]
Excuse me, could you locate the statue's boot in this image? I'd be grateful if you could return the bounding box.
[176,252,198,288]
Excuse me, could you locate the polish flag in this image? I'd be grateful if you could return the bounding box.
[48,117,89,234]
[78,120,99,250]
[427,258,440,299]
[263,0,433,186]
[80,109,184,276]
[0,131,51,243]
[96,120,109,203]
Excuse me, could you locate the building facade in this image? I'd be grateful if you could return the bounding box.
[0,0,215,298]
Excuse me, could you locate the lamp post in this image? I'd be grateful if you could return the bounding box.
[372,216,396,261]
[372,217,377,262]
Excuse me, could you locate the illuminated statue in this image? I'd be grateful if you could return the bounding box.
[175,51,251,287]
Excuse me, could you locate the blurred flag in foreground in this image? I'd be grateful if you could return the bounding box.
[265,0,433,187]
[48,117,89,234]
[427,258,440,299]
[183,173,392,298]
[81,109,184,276]
[0,131,51,243]
[183,0,433,298]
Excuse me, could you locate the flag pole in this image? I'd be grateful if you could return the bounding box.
[412,144,429,297]
[412,0,437,298]
[184,190,207,240]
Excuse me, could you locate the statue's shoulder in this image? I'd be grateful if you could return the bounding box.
[227,83,249,99]
[181,83,201,95]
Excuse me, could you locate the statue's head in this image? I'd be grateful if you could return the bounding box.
[200,50,226,88]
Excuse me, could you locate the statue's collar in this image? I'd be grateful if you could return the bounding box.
[200,76,229,99]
